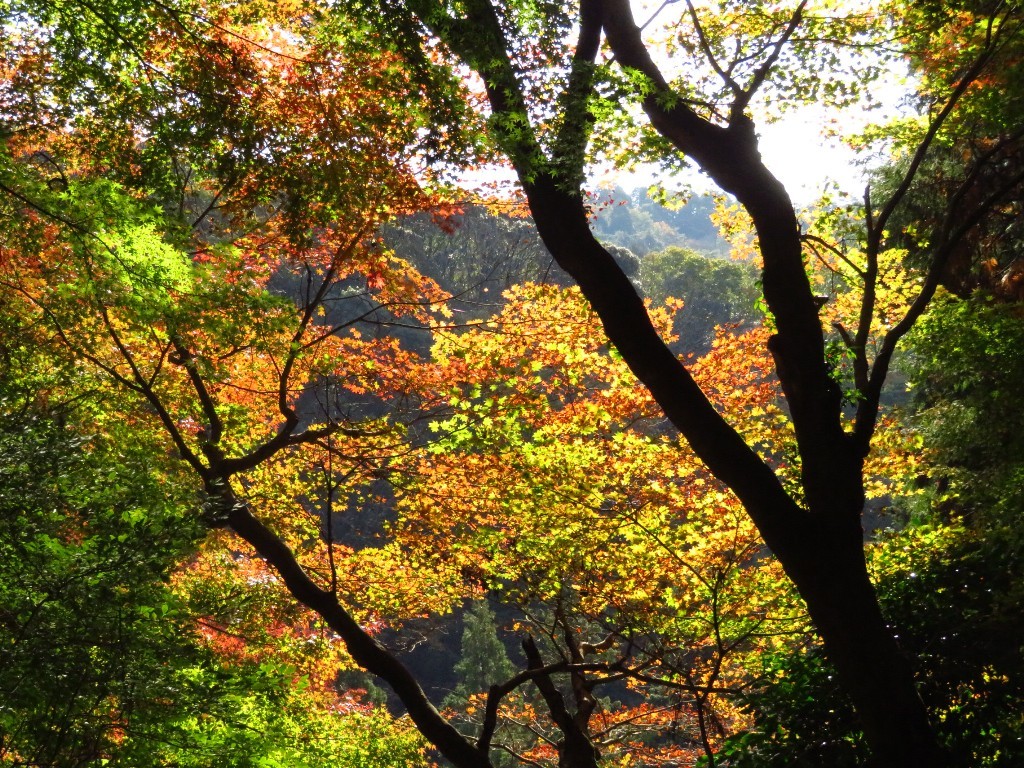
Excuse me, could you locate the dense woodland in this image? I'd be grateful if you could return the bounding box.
[1,1,1023,766]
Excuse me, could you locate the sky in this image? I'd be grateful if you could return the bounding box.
[466,1,913,207]
[754,76,913,205]
[615,0,911,204]
[595,108,887,206]
[752,109,871,203]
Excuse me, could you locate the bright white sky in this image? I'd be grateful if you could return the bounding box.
[596,106,894,206]
[615,0,911,204]
[753,78,912,204]
[751,109,870,203]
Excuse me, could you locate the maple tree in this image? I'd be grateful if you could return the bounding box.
[0,0,460,762]
[640,244,760,354]
[3,0,1023,766]
[0,337,428,766]
[391,285,793,765]
[345,1,1024,765]
[875,1,1024,301]
[380,282,916,766]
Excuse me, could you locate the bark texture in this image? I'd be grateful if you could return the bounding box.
[410,0,948,763]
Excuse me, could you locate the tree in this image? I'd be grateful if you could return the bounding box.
[393,283,803,765]
[0,380,428,767]
[383,205,567,324]
[387,279,923,765]
[590,188,727,257]
[354,0,1024,764]
[871,1,1024,302]
[640,245,760,354]
[903,292,1024,525]
[719,497,1024,766]
[445,601,517,708]
[0,1,469,763]
[5,1,1023,766]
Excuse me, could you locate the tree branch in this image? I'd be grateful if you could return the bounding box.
[224,495,490,768]
[521,636,600,768]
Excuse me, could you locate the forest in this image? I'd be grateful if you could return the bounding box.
[0,1,1022,766]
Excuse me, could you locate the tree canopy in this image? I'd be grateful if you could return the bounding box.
[1,1,1023,767]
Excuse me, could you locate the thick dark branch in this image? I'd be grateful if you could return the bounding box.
[409,5,803,531]
[603,0,726,154]
[550,0,603,187]
[522,636,600,768]
[602,0,858,519]
[416,0,544,174]
[218,421,359,476]
[224,497,489,768]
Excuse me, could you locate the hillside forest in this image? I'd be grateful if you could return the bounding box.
[1,1,1023,767]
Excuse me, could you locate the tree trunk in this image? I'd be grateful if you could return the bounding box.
[407,0,947,762]
[520,176,944,767]
[792,529,944,766]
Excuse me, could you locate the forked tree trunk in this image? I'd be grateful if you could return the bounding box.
[520,175,945,768]
[792,531,943,766]
[776,502,945,767]
[386,0,948,763]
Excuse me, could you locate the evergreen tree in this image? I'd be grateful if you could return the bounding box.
[445,600,516,707]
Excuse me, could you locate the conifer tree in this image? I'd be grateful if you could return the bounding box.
[446,600,516,707]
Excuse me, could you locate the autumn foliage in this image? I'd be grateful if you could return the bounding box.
[3,1,1024,767]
